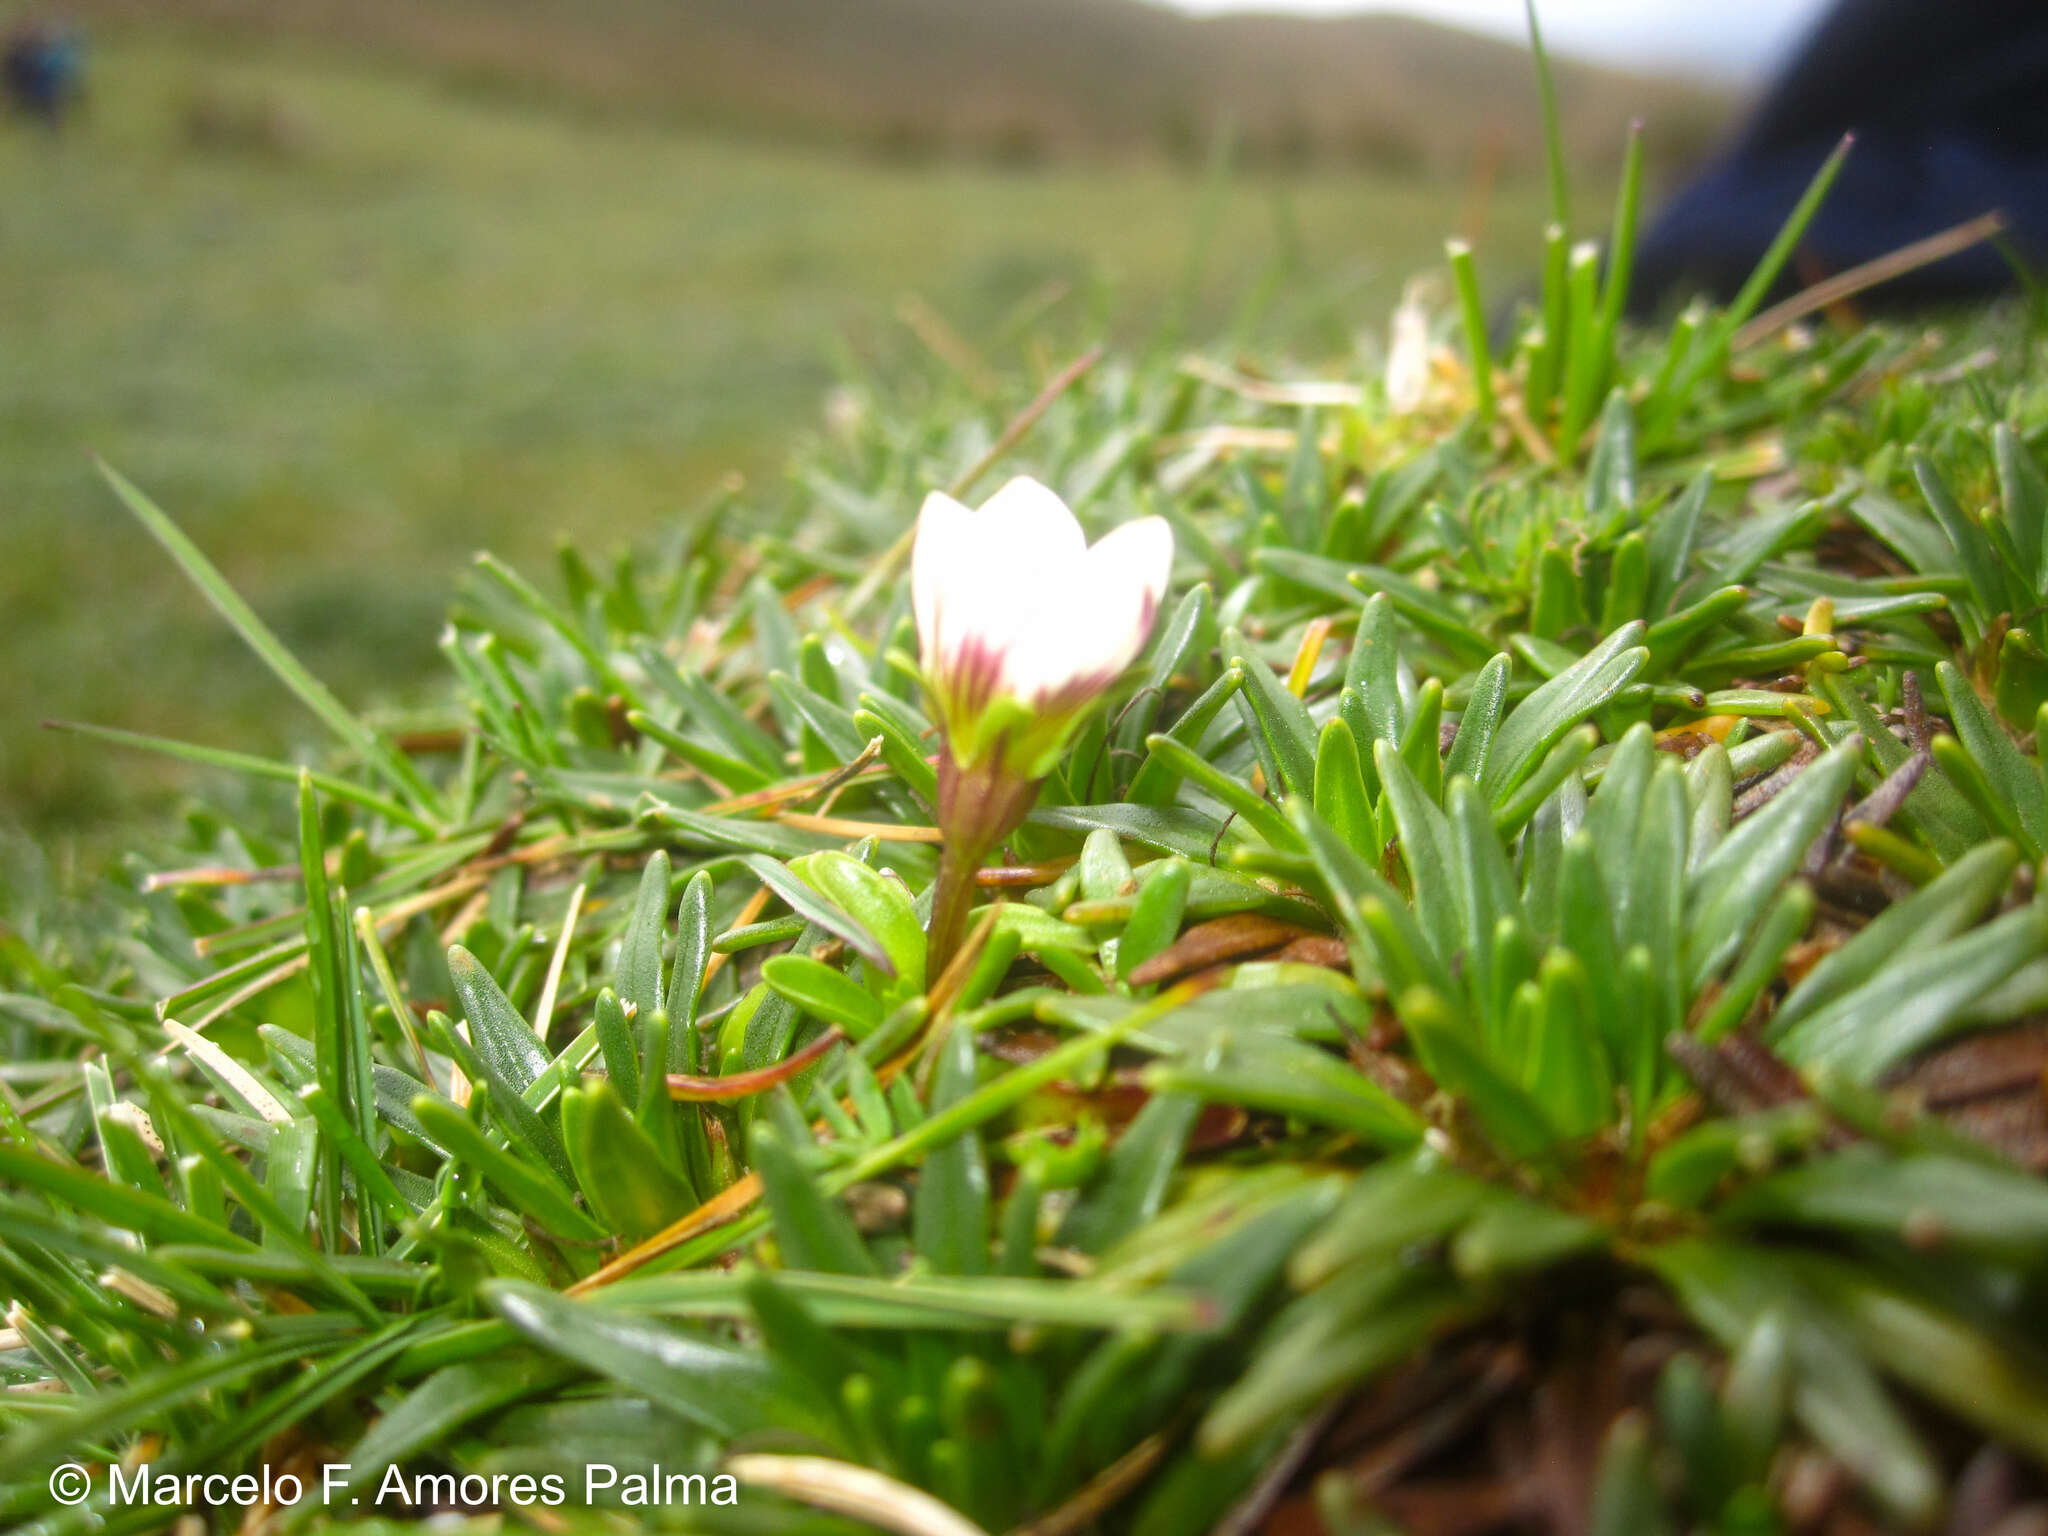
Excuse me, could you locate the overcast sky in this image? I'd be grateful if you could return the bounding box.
[1162,0,1838,80]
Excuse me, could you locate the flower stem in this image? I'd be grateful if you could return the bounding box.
[927,751,1041,980]
[926,839,985,981]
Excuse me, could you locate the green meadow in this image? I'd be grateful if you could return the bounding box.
[1,33,1595,837]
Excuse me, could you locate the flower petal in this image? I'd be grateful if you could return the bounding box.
[1001,515,1174,707]
[911,490,976,663]
[919,476,1088,682]
[974,476,1090,577]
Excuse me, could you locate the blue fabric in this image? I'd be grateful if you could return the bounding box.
[1633,0,2048,310]
[5,25,84,125]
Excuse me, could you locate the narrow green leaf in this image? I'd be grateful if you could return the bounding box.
[1526,948,1610,1137]
[1118,858,1193,982]
[667,868,715,1078]
[792,851,925,993]
[1687,739,1860,987]
[1446,238,1494,424]
[1695,881,1814,1043]
[411,1092,604,1244]
[0,1145,249,1251]
[1199,1263,1461,1455]
[1126,668,1243,808]
[1444,654,1511,785]
[1938,661,2047,857]
[1646,1238,1939,1525]
[562,1079,698,1240]
[593,988,641,1107]
[912,1024,991,1276]
[745,855,896,979]
[1293,801,1447,995]
[1707,136,1854,364]
[1773,838,2015,1034]
[1995,420,2048,590]
[485,1279,829,1441]
[44,720,435,833]
[447,945,548,1095]
[853,699,940,806]
[750,1115,879,1276]
[0,1335,311,1485]
[1291,1153,1487,1285]
[1055,1090,1200,1255]
[1137,732,1294,849]
[1577,386,1633,506]
[1398,987,1559,1160]
[613,851,672,1020]
[1484,624,1647,801]
[1588,1413,1675,1536]
[1644,471,1711,615]
[96,462,441,816]
[1344,592,1406,769]
[1451,1194,1604,1282]
[1725,1148,2048,1263]
[1231,643,1318,802]
[1115,584,1215,767]
[1312,718,1379,863]
[1147,1032,1420,1147]
[1913,450,2004,643]
[1374,739,1459,962]
[1397,677,1445,805]
[296,1084,417,1232]
[761,954,885,1039]
[1784,1248,2048,1466]
[328,1355,574,1502]
[136,1065,378,1320]
[1775,902,2048,1080]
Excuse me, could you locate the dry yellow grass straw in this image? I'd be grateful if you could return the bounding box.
[161,1019,293,1125]
[566,1171,766,1295]
[530,880,586,1042]
[1500,392,1558,467]
[1005,1427,1177,1536]
[896,293,1000,399]
[1152,425,1301,458]
[773,812,943,843]
[141,865,293,891]
[184,829,594,962]
[699,736,885,815]
[172,870,493,1041]
[727,1455,993,1536]
[1732,210,2009,351]
[1287,617,1334,697]
[1177,354,1364,407]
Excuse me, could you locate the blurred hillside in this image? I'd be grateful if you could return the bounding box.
[65,0,1731,173]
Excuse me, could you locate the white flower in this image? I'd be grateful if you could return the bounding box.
[912,476,1173,775]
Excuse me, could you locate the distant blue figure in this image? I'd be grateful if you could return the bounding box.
[4,19,84,128]
[1633,0,2048,311]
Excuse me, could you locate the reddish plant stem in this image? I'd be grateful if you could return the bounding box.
[928,751,1040,978]
[926,839,987,983]
[666,1027,844,1101]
